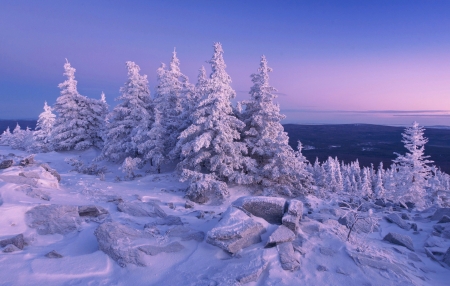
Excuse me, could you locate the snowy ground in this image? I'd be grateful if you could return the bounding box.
[0,146,449,286]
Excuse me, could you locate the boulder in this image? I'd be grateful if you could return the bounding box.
[431,208,450,221]
[385,213,411,230]
[282,213,299,232]
[26,205,81,235]
[117,201,166,218]
[166,226,205,242]
[45,250,63,258]
[401,213,412,221]
[433,223,450,239]
[287,200,303,217]
[265,225,295,247]
[40,163,61,182]
[145,215,183,227]
[236,260,268,284]
[0,234,24,249]
[443,247,450,267]
[0,159,13,169]
[277,242,300,271]
[438,215,450,224]
[235,196,286,224]
[78,205,108,217]
[94,222,146,267]
[383,232,414,251]
[206,207,265,254]
[2,244,20,253]
[0,175,37,187]
[20,155,35,166]
[138,242,184,256]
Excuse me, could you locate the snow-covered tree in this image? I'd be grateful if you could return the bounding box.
[121,156,142,179]
[33,101,56,152]
[88,92,109,148]
[101,61,152,162]
[51,60,103,151]
[393,121,433,208]
[240,55,311,196]
[373,163,386,199]
[177,43,252,201]
[0,127,12,146]
[138,108,166,173]
[9,123,33,150]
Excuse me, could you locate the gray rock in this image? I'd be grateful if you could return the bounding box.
[443,247,450,267]
[383,232,414,251]
[2,244,20,253]
[0,159,13,169]
[167,226,205,242]
[236,261,268,284]
[235,196,286,224]
[277,242,300,271]
[117,201,166,218]
[0,234,24,249]
[385,213,411,230]
[265,225,295,247]
[19,171,40,179]
[431,208,450,221]
[94,222,146,267]
[287,200,303,217]
[206,207,265,254]
[0,175,37,187]
[138,241,184,256]
[78,205,108,217]
[282,213,299,232]
[26,205,81,235]
[433,223,450,239]
[411,223,418,231]
[20,155,35,166]
[437,215,450,224]
[146,215,183,227]
[45,250,63,258]
[401,213,412,221]
[40,163,61,182]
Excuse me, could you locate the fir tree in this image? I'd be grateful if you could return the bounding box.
[33,101,56,152]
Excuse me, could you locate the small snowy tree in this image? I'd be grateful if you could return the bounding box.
[33,101,56,152]
[393,122,433,209]
[121,157,142,179]
[88,92,109,148]
[10,123,25,150]
[0,127,12,146]
[101,61,152,162]
[373,163,386,199]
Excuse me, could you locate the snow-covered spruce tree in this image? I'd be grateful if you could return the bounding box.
[0,127,13,146]
[138,108,166,173]
[52,60,103,151]
[10,123,24,149]
[101,61,152,162]
[240,55,311,196]
[177,43,252,202]
[33,101,56,152]
[373,163,386,199]
[428,166,450,207]
[88,92,109,149]
[393,121,433,209]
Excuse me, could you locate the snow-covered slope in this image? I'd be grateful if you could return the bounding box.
[0,146,449,285]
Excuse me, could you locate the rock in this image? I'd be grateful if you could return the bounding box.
[40,163,61,182]
[45,250,63,258]
[317,265,328,271]
[194,210,205,219]
[443,247,450,267]
[383,232,414,251]
[236,261,268,284]
[349,251,408,279]
[287,200,303,217]
[167,202,175,209]
[20,155,35,166]
[2,244,20,253]
[167,226,205,242]
[26,205,81,235]
[265,225,295,247]
[0,159,13,169]
[411,223,418,231]
[145,215,183,227]
[282,213,299,232]
[401,213,412,221]
[117,201,166,218]
[16,185,51,201]
[0,175,38,187]
[424,248,440,262]
[0,234,24,249]
[405,202,415,209]
[338,215,350,227]
[94,222,146,267]
[19,171,40,179]
[433,223,450,239]
[138,242,184,256]
[277,242,300,271]
[385,213,411,230]
[431,208,450,221]
[185,200,194,209]
[206,207,265,254]
[235,196,286,224]
[78,205,108,217]
[438,215,450,224]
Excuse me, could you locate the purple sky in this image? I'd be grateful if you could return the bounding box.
[1,0,449,125]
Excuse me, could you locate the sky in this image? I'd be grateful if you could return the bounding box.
[0,0,449,125]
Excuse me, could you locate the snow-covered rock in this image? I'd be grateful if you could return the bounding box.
[26,205,81,235]
[117,201,166,217]
[0,234,24,250]
[40,163,61,182]
[207,207,265,254]
[433,222,450,239]
[287,199,303,217]
[437,215,450,224]
[16,185,51,201]
[19,171,40,179]
[277,242,300,271]
[166,225,205,242]
[0,159,13,169]
[443,247,450,267]
[94,221,146,267]
[431,208,450,221]
[265,225,295,247]
[78,205,109,222]
[383,232,414,251]
[282,214,299,232]
[146,215,183,227]
[0,175,38,187]
[138,242,184,256]
[348,251,409,281]
[235,196,286,224]
[45,250,63,258]
[385,213,411,230]
[2,244,20,253]
[20,155,35,166]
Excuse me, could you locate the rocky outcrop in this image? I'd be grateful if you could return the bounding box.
[235,196,286,224]
[26,205,81,235]
[40,163,61,182]
[383,232,414,251]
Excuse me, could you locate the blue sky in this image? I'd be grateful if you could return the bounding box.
[1,0,449,125]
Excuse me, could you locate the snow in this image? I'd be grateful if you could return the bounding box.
[0,146,450,285]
